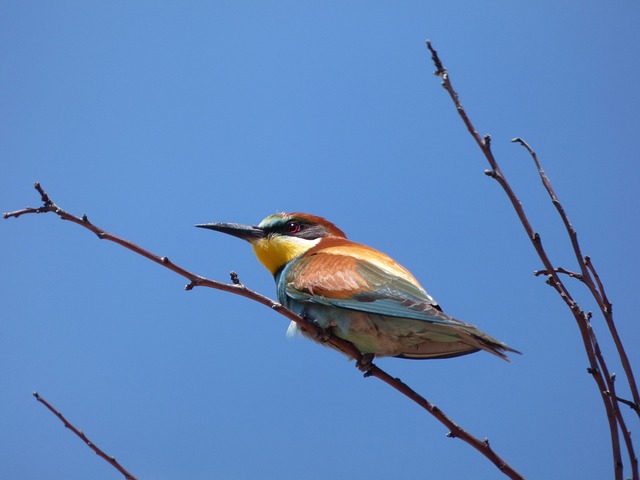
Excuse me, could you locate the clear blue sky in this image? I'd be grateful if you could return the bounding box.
[2,2,639,479]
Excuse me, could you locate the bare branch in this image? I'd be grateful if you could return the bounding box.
[589,326,639,480]
[513,139,640,418]
[3,182,53,219]
[585,256,613,313]
[6,183,525,480]
[33,392,137,480]
[426,40,637,480]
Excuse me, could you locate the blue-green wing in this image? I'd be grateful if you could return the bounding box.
[281,252,460,326]
[278,251,517,360]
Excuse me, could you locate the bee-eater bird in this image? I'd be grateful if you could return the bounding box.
[197,212,518,360]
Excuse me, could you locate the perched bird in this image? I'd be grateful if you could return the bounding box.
[197,212,518,360]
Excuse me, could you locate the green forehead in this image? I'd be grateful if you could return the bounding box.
[258,213,292,228]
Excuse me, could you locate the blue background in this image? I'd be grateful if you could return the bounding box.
[2,2,639,479]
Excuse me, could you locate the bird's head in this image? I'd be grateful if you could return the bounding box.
[196,212,346,275]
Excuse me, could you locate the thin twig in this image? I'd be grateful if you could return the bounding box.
[515,138,639,418]
[587,324,635,480]
[5,183,525,480]
[605,391,640,412]
[585,256,639,417]
[33,392,137,480]
[534,267,583,280]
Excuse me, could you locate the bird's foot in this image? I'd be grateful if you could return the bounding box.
[312,326,331,344]
[356,353,375,374]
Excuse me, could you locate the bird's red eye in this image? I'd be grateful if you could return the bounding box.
[285,222,301,234]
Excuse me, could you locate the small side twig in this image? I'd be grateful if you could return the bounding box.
[534,267,583,280]
[605,392,640,412]
[33,392,137,480]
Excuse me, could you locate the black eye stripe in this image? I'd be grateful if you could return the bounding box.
[264,219,329,239]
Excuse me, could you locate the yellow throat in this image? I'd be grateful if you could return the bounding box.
[251,235,320,275]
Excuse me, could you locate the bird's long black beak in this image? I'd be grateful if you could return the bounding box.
[195,222,266,242]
